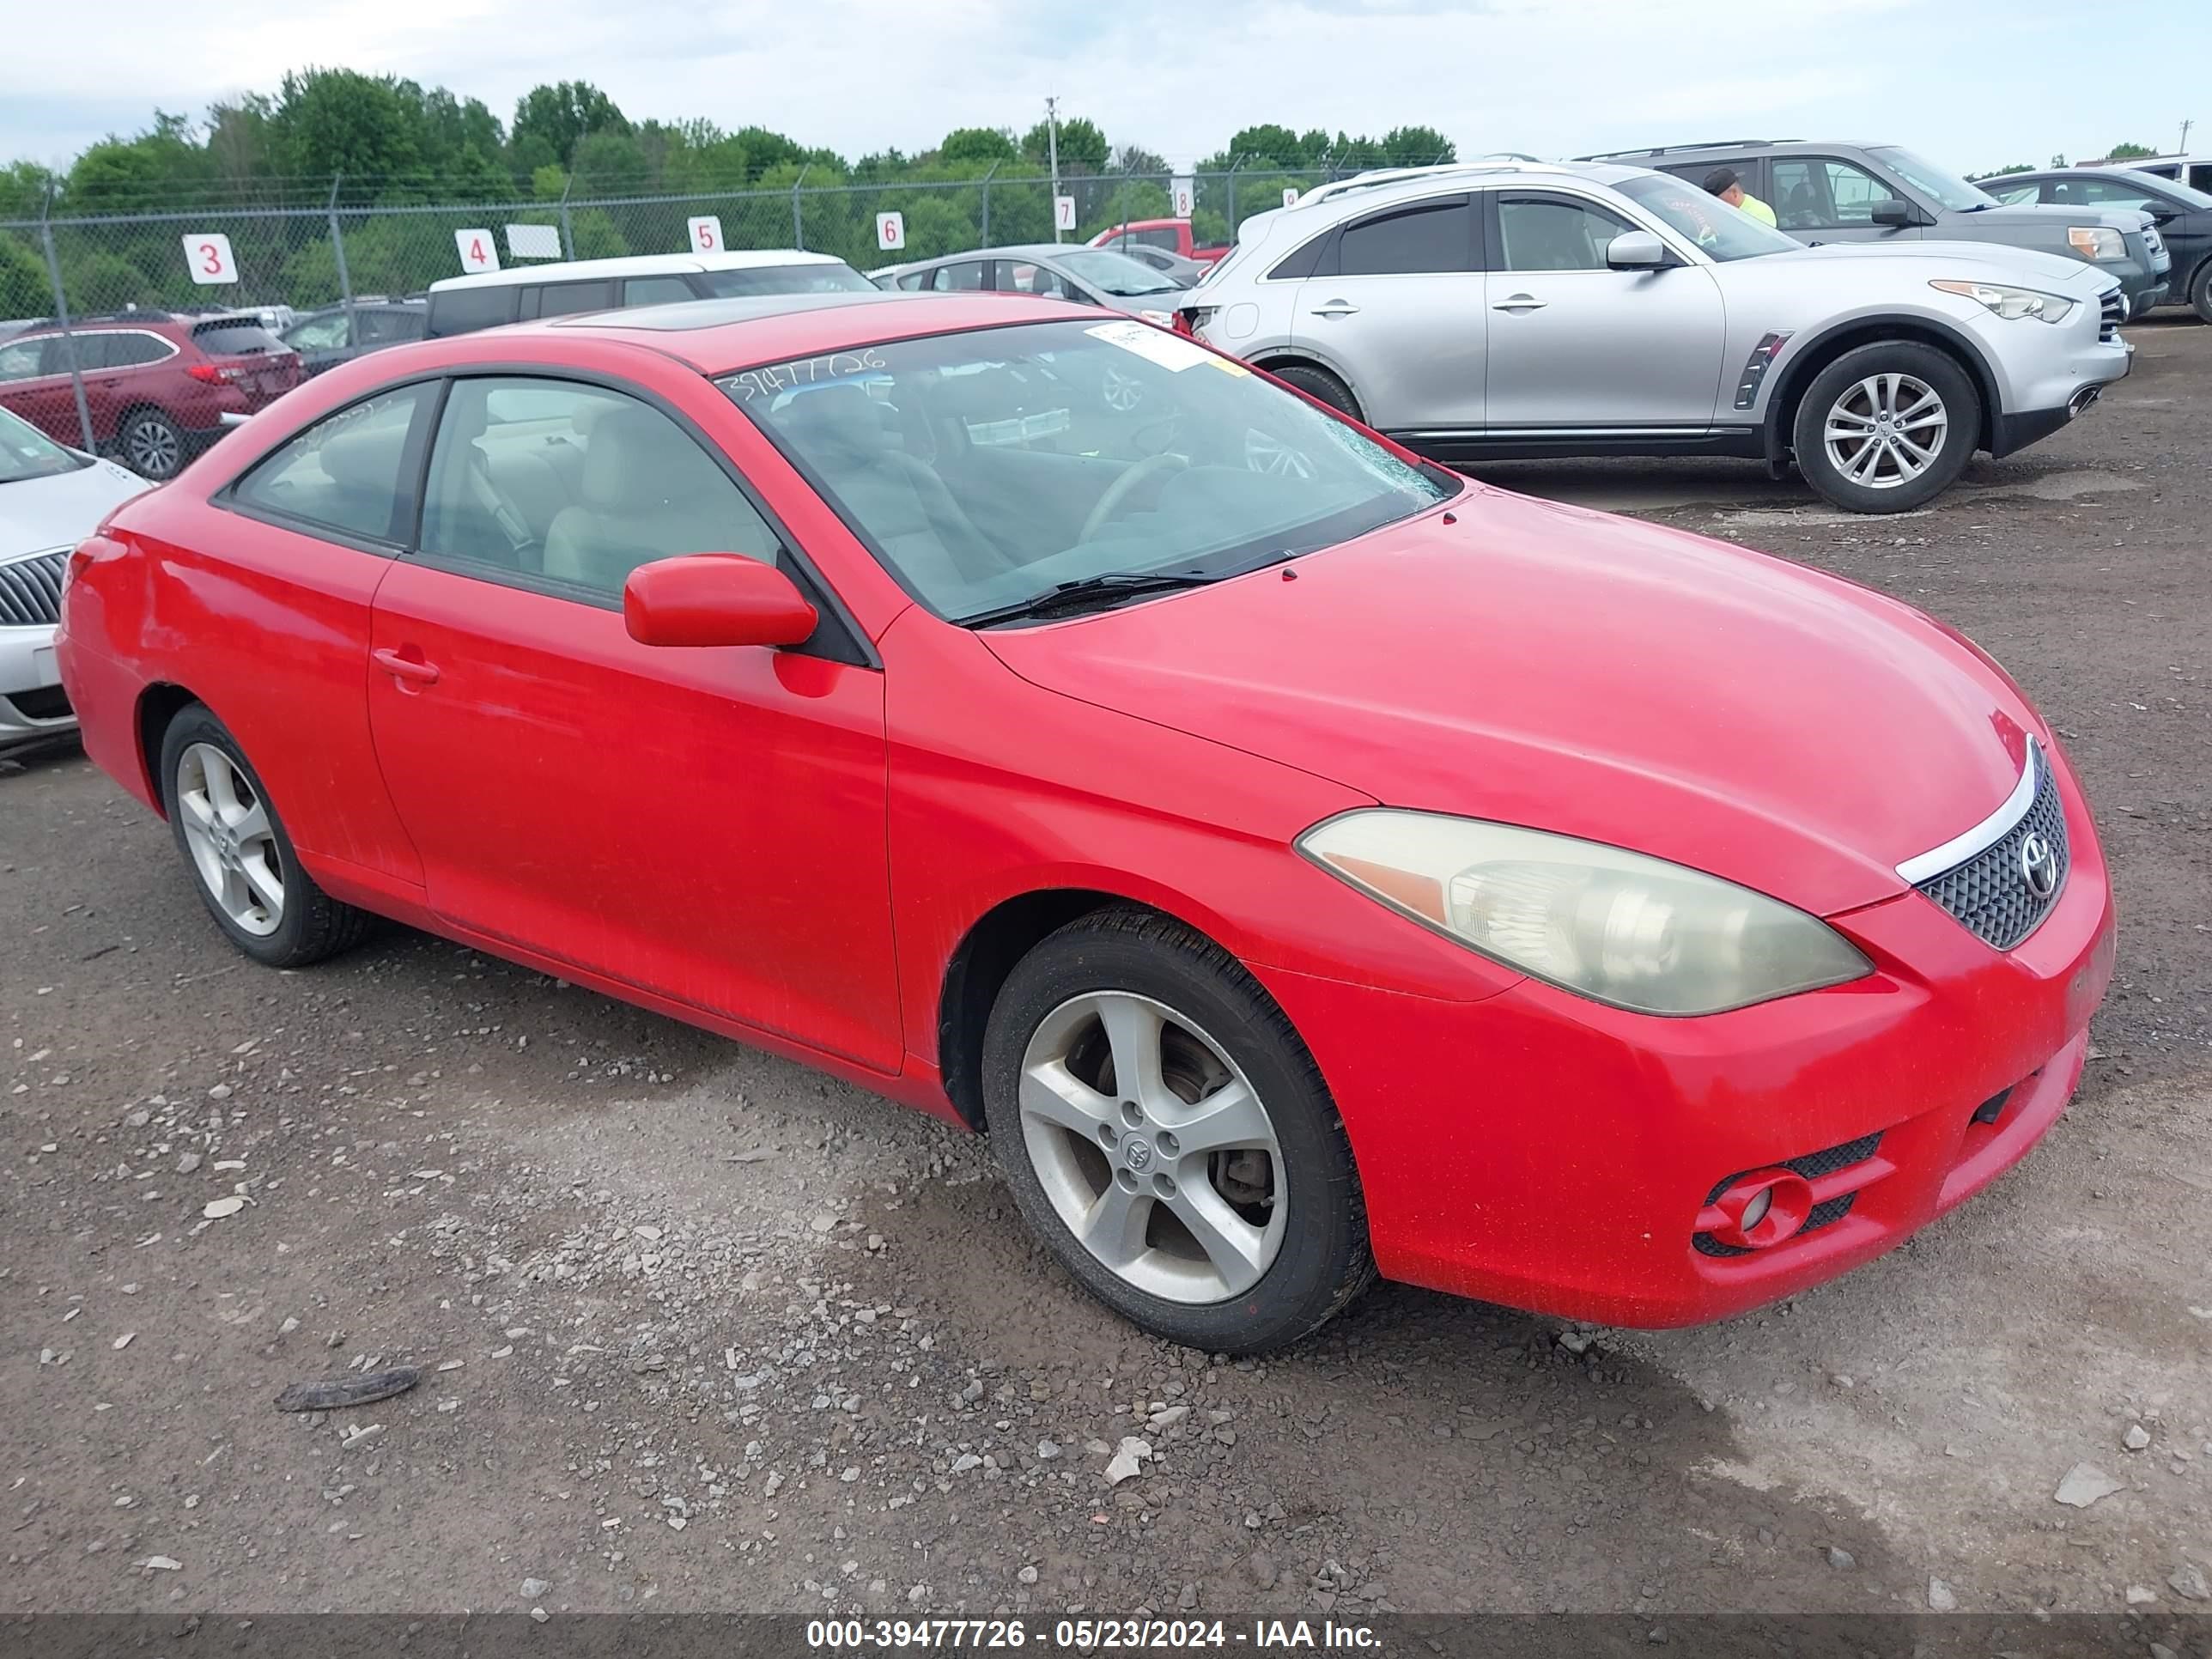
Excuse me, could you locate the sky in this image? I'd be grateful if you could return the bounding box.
[1,0,2203,180]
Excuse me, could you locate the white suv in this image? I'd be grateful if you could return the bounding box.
[425,251,874,338]
[1182,162,2134,512]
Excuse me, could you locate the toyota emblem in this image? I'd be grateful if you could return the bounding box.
[2019,831,2059,899]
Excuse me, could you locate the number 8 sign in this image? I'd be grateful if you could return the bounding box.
[182,234,238,285]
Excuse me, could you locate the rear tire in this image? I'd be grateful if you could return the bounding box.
[1270,363,1364,425]
[158,704,374,968]
[119,408,186,481]
[1791,341,1979,514]
[2191,260,2212,326]
[981,907,1374,1354]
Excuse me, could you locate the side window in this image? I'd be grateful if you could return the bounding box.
[527,281,615,319]
[106,333,174,368]
[426,285,519,337]
[927,261,988,292]
[999,262,1076,298]
[1334,199,1473,276]
[357,310,422,344]
[1268,234,1330,282]
[286,313,353,350]
[623,275,696,307]
[1497,196,1637,272]
[0,338,48,381]
[1984,183,2039,206]
[2068,179,2161,211]
[1134,227,1180,251]
[230,383,434,544]
[1771,158,1892,228]
[418,376,779,599]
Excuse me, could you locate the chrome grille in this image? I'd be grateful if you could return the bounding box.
[0,550,66,627]
[2100,291,2124,343]
[1914,747,2069,951]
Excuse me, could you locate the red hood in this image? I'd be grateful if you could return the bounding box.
[982,487,2039,917]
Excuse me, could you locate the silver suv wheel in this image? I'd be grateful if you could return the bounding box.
[1822,372,1948,489]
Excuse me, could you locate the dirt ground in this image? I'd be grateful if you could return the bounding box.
[3,318,2207,1627]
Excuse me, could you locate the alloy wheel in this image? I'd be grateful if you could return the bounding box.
[1822,373,1948,489]
[175,743,285,936]
[127,417,182,478]
[1017,991,1287,1304]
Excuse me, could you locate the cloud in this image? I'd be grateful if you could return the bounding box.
[0,0,2202,178]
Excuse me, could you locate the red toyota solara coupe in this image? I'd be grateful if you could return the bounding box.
[56,291,2115,1352]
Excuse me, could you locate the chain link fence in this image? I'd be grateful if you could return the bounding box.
[0,162,1352,465]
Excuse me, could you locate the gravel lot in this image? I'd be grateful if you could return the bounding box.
[3,318,2207,1626]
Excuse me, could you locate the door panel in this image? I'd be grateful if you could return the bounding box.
[1290,195,1485,432]
[1482,193,1728,429]
[366,564,900,1067]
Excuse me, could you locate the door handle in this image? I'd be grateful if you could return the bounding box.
[373,647,440,687]
[1492,294,1547,313]
[1308,301,1360,319]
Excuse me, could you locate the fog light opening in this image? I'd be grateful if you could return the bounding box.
[1710,1169,1815,1251]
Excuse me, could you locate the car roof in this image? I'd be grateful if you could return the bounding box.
[533,289,1101,372]
[427,249,848,293]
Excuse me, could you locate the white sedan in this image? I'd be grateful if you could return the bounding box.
[2,408,149,754]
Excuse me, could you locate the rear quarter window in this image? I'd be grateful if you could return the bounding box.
[190,321,285,356]
[428,285,521,337]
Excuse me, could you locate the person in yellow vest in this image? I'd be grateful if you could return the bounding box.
[1703,166,1778,227]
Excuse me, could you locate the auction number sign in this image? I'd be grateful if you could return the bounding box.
[454,228,500,274]
[688,215,723,252]
[182,234,238,285]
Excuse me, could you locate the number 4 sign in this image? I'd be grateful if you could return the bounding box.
[687,215,722,252]
[182,234,237,285]
[874,211,905,252]
[454,228,499,274]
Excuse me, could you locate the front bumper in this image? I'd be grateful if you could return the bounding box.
[1256,745,2115,1328]
[0,623,76,749]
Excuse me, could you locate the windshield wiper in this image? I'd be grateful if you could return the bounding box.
[963,568,1224,627]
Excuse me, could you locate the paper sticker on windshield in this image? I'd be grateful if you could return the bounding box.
[1085,320,1212,373]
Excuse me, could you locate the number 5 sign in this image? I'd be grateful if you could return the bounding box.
[182,234,238,285]
[454,228,500,274]
[874,211,905,252]
[687,215,723,252]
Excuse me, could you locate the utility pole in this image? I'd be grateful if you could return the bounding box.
[2181,118,2195,155]
[1046,95,1063,244]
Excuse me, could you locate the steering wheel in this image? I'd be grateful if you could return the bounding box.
[1079,453,1187,544]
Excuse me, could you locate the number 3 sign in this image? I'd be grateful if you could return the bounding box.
[182,234,238,285]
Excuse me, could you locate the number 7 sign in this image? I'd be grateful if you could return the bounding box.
[182,234,238,285]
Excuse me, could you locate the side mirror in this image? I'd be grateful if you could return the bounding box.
[1870,198,1918,228]
[623,554,817,649]
[1606,230,1671,270]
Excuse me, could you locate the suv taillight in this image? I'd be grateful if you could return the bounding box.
[1176,307,1218,340]
[186,362,247,385]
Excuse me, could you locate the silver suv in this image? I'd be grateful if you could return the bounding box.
[1182,162,2134,513]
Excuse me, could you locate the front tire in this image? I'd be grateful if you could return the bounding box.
[2191,260,2212,326]
[1270,363,1364,424]
[981,907,1374,1354]
[119,408,187,481]
[158,704,374,968]
[1791,342,1979,513]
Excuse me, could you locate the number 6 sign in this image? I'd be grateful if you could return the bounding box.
[874,211,906,252]
[182,234,238,285]
[687,215,723,252]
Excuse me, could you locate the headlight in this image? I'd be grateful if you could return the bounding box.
[1929,279,2074,323]
[2067,226,2124,261]
[1298,811,1872,1016]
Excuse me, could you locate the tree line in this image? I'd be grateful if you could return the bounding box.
[0,72,1455,319]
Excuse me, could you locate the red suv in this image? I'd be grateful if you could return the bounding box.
[0,312,301,480]
[1087,219,1230,263]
